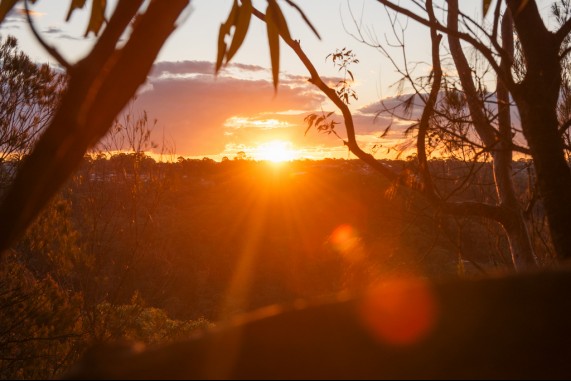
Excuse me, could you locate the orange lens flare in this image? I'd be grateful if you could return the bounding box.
[330,224,365,262]
[359,276,438,346]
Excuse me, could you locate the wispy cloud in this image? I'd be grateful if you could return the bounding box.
[0,6,45,31]
[149,60,268,79]
[134,61,326,156]
[131,61,422,159]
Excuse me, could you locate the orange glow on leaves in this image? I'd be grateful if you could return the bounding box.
[360,276,439,346]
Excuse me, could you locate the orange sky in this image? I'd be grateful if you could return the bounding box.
[1,0,538,161]
[133,60,417,160]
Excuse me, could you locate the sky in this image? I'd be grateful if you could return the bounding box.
[0,0,555,161]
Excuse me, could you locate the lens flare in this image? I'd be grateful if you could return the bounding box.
[359,276,438,346]
[330,224,365,262]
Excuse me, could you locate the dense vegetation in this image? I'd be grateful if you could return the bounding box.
[0,151,544,378]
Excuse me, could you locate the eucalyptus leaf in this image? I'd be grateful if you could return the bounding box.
[226,0,252,63]
[85,0,106,37]
[266,3,280,92]
[66,0,87,21]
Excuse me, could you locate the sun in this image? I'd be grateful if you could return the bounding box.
[255,140,296,163]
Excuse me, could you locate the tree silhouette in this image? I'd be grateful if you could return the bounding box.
[363,0,571,262]
[295,0,571,268]
[0,0,314,259]
[0,36,63,167]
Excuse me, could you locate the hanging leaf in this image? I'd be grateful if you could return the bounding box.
[215,38,227,74]
[304,113,317,127]
[215,0,239,74]
[268,0,291,41]
[85,0,107,37]
[0,0,18,24]
[380,122,393,138]
[482,0,492,17]
[266,1,280,92]
[226,0,252,63]
[304,113,317,135]
[66,0,87,21]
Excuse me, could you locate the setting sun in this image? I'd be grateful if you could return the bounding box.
[254,140,297,162]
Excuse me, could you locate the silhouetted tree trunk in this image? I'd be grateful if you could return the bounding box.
[448,1,536,269]
[506,0,571,261]
[0,0,190,256]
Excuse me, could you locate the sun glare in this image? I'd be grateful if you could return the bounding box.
[255,140,296,163]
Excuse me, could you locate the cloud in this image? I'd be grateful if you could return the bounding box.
[0,16,25,30]
[133,62,327,156]
[149,60,268,79]
[229,62,266,72]
[43,26,62,35]
[0,7,45,31]
[359,94,424,118]
[131,61,425,159]
[15,8,45,17]
[38,25,94,41]
[150,60,214,77]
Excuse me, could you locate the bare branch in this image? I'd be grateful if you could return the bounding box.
[24,0,72,71]
[252,2,510,233]
[556,16,571,45]
[448,0,497,148]
[374,0,511,87]
[416,0,441,197]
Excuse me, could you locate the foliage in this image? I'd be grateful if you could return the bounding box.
[0,243,84,379]
[304,110,339,137]
[16,195,88,291]
[215,0,319,90]
[0,35,63,163]
[92,296,212,345]
[326,47,359,105]
[303,48,359,139]
[3,192,212,377]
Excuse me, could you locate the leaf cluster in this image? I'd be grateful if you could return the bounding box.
[215,0,319,91]
[326,48,359,105]
[304,110,340,137]
[0,36,64,162]
[216,0,291,92]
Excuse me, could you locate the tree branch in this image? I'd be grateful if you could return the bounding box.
[555,16,571,45]
[374,0,512,88]
[0,0,190,256]
[447,0,497,148]
[24,0,72,71]
[416,0,441,197]
[251,3,508,230]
